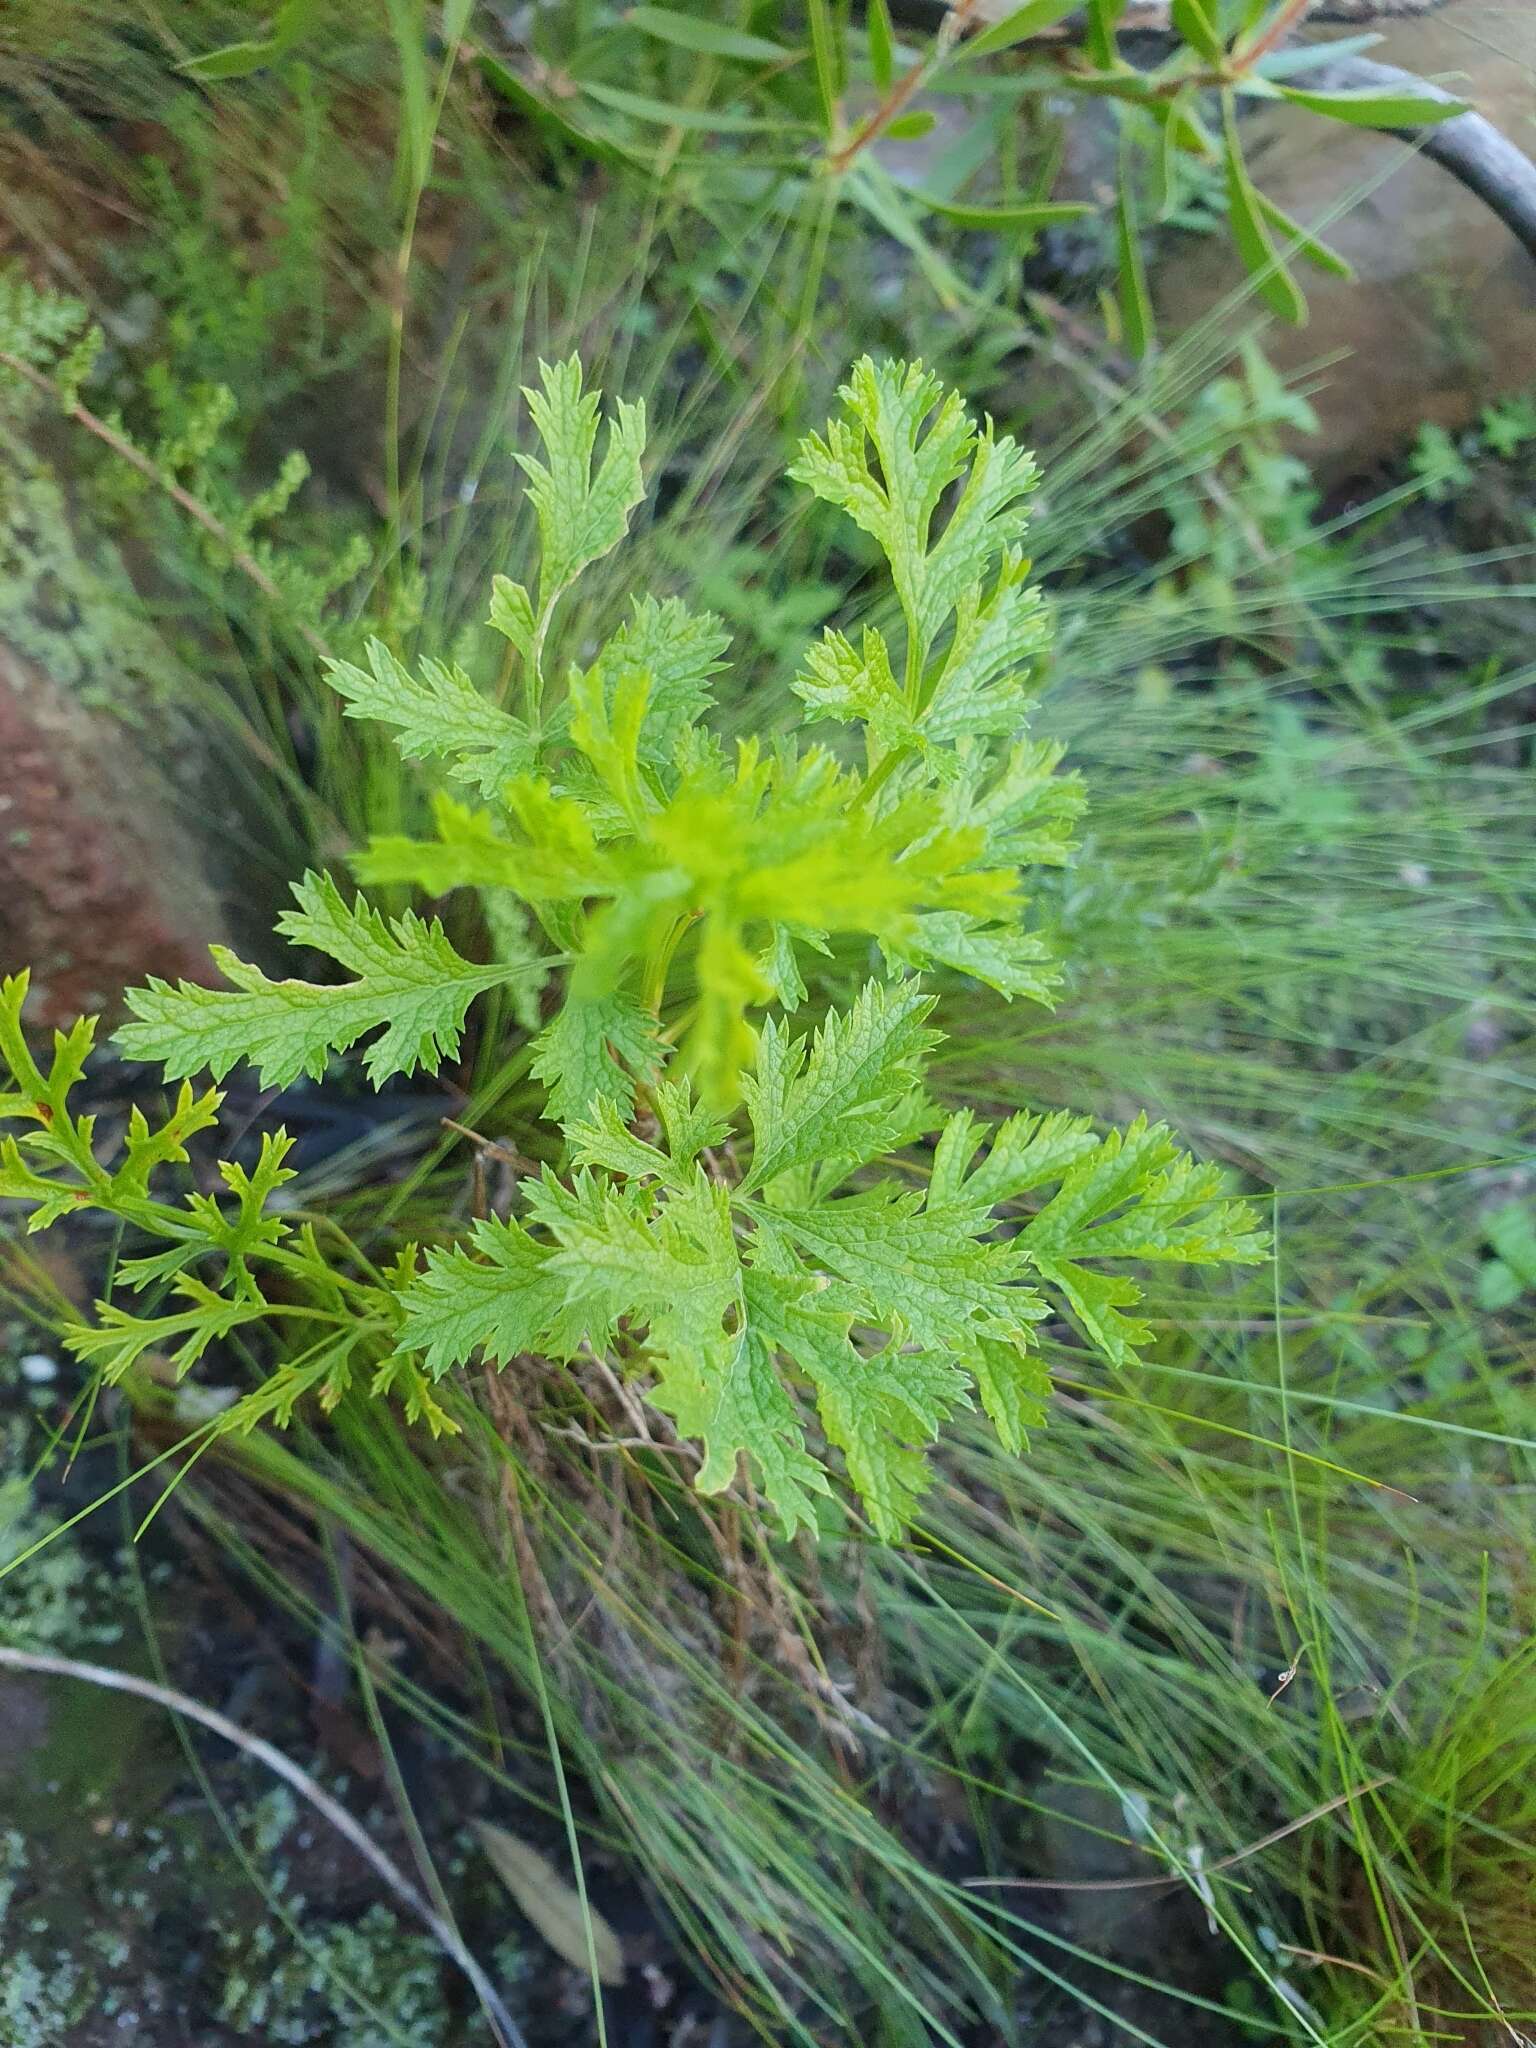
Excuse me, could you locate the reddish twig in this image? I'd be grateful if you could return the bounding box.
[826,0,984,175]
[1237,0,1315,65]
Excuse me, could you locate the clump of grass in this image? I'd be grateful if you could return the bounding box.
[1359,1634,1536,2040]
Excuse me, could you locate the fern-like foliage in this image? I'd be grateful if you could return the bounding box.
[0,356,1268,1539]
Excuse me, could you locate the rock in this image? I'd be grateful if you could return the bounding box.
[0,428,228,1023]
[1150,1,1536,481]
[0,635,226,1023]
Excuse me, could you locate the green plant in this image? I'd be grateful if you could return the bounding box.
[1477,391,1536,459]
[1476,1199,1536,1313]
[0,356,1264,1540]
[0,267,369,658]
[7,17,1536,2044]
[432,0,1470,348]
[1407,421,1474,506]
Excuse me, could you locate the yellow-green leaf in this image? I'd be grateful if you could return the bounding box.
[806,0,842,136]
[867,0,896,89]
[885,109,937,141]
[580,80,805,133]
[912,193,1092,231]
[1115,181,1155,357]
[625,6,788,62]
[473,1823,626,1987]
[1223,104,1306,324]
[1256,190,1353,280]
[1171,0,1224,62]
[1277,82,1469,128]
[959,0,1081,62]
[1085,0,1128,68]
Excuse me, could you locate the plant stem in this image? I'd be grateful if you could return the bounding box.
[642,914,695,1019]
[825,0,983,177]
[383,24,467,577]
[1237,0,1314,66]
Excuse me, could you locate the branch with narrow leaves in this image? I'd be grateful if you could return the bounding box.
[907,1,1447,34]
[1301,54,1536,259]
[828,0,985,173]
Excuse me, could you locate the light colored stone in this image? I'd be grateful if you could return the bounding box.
[1151,2,1536,477]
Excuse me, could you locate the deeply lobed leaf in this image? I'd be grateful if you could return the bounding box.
[118,872,516,1087]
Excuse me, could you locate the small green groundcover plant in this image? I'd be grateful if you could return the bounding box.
[0,358,1266,1539]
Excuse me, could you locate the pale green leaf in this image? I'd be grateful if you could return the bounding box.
[1223,102,1307,324]
[745,1268,966,1538]
[758,923,812,1012]
[537,1168,740,1346]
[741,980,939,1191]
[866,0,895,89]
[325,639,537,797]
[179,36,284,79]
[885,111,936,142]
[625,6,788,62]
[946,736,1085,868]
[1015,1116,1264,1264]
[971,1334,1051,1453]
[764,1184,1043,1356]
[396,1215,575,1376]
[1030,1256,1150,1368]
[594,595,730,763]
[474,1823,626,1987]
[949,1106,1100,1208]
[911,194,1092,232]
[653,1320,829,1535]
[792,625,920,755]
[110,1082,224,1200]
[518,356,647,609]
[531,990,661,1125]
[806,0,840,134]
[579,80,801,134]
[565,1094,683,1186]
[1276,82,1468,128]
[898,910,1060,1002]
[488,575,536,658]
[1085,0,1128,67]
[920,552,1049,743]
[118,873,510,1088]
[66,1279,264,1383]
[957,0,1081,61]
[1115,176,1156,357]
[1171,0,1223,62]
[1255,191,1354,280]
[653,1078,731,1172]
[791,358,1038,661]
[931,1102,1265,1369]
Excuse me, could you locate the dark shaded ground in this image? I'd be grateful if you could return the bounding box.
[6,1330,1288,2048]
[0,1321,746,2048]
[3,1289,1252,2048]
